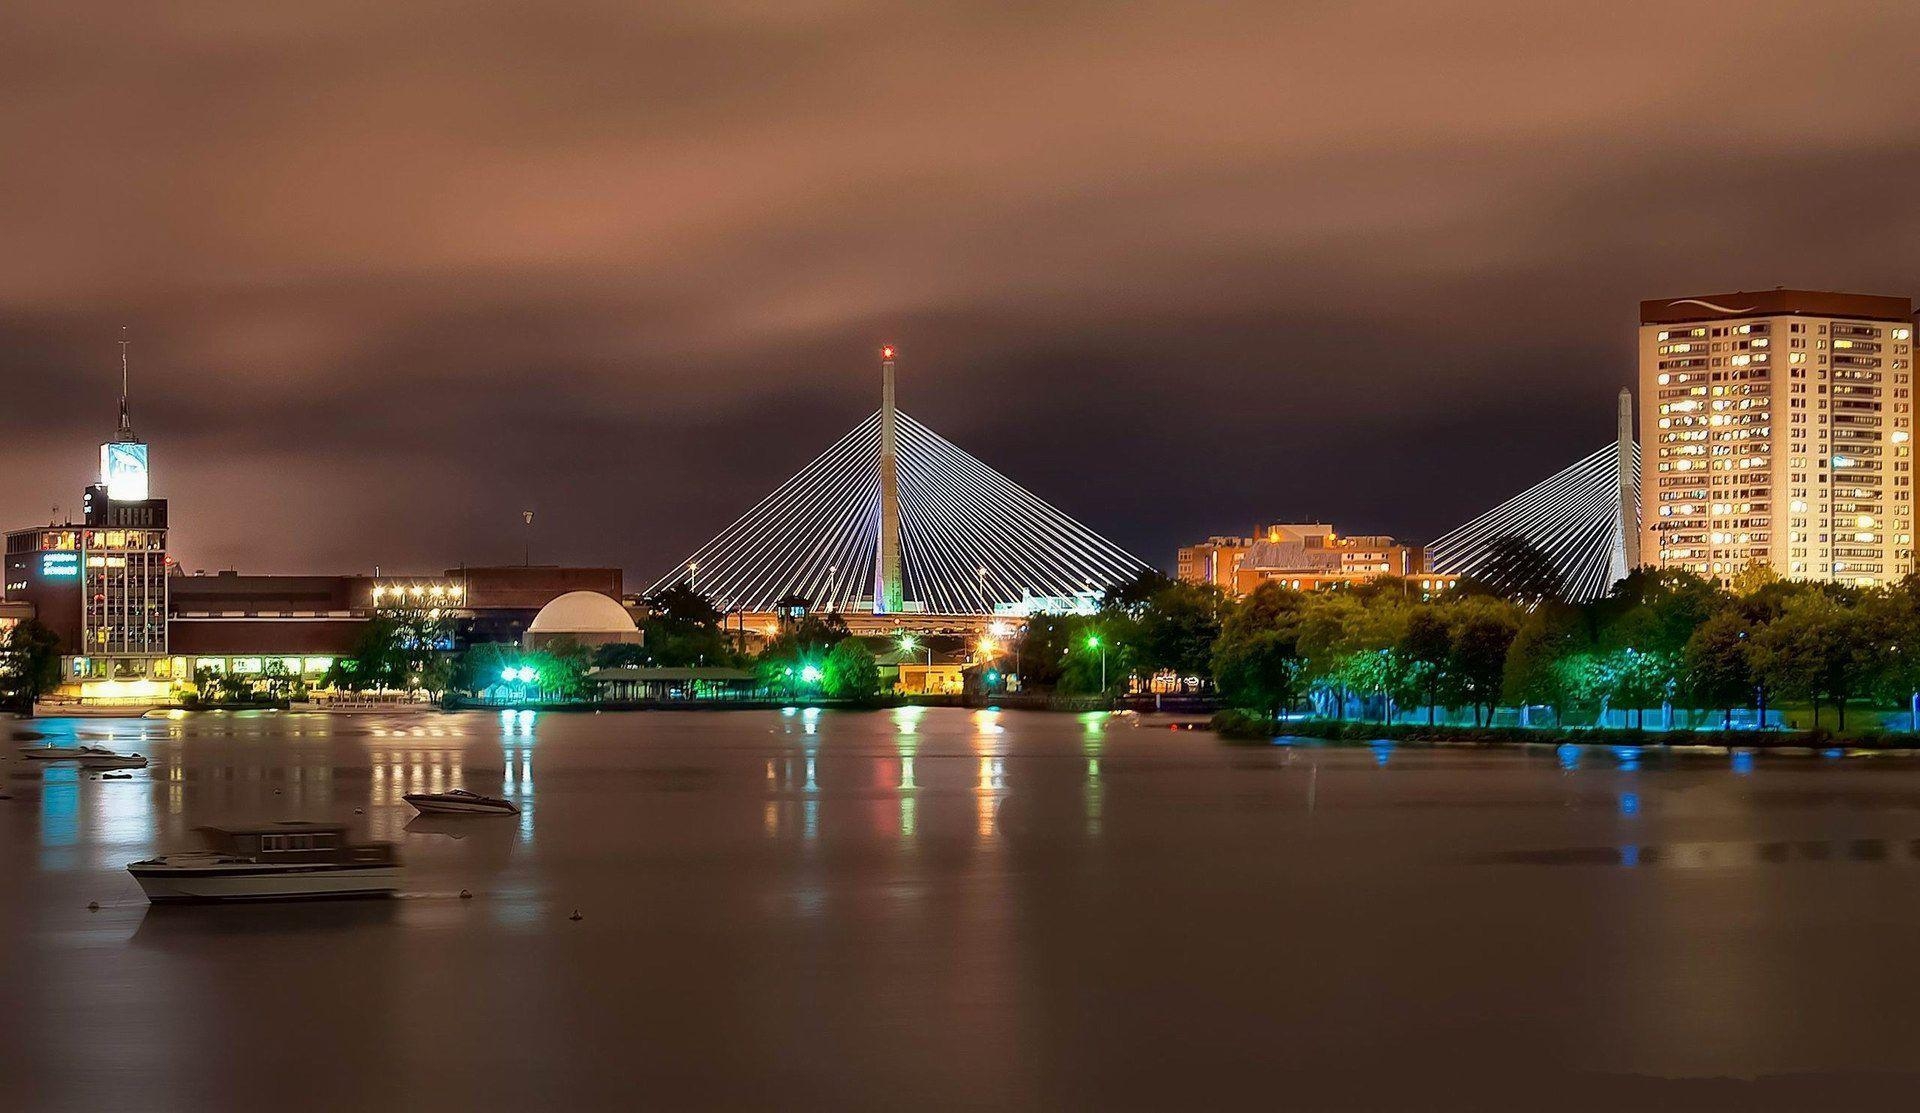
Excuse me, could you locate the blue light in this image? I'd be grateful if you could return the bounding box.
[40,552,78,578]
[1731,750,1754,775]
[1620,792,1639,815]
[1612,746,1641,771]
[1620,845,1640,868]
[1556,743,1579,771]
[1821,747,1844,761]
[1370,740,1393,767]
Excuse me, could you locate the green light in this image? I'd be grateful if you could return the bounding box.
[900,636,917,650]
[801,664,823,683]
[1086,634,1101,649]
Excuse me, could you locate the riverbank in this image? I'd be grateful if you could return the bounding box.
[1211,709,1920,751]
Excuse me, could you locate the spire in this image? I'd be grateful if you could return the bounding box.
[116,327,136,441]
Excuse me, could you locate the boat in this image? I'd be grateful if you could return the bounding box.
[127,822,401,903]
[79,751,148,769]
[32,699,167,718]
[19,744,121,760]
[403,788,518,815]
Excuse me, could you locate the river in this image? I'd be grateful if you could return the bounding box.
[4,708,1919,1110]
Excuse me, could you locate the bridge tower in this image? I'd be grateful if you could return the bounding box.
[873,345,905,614]
[1617,386,1638,573]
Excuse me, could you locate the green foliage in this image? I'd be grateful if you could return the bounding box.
[1682,610,1754,727]
[642,583,742,667]
[822,638,881,700]
[0,620,63,701]
[1210,581,1307,718]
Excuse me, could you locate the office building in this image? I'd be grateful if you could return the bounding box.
[1176,523,1452,596]
[1639,289,1914,585]
[2,349,173,698]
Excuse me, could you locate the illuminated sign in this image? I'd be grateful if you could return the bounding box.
[40,552,80,578]
[100,441,150,501]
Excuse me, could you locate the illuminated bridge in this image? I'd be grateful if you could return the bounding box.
[1428,390,1640,602]
[648,349,1152,618]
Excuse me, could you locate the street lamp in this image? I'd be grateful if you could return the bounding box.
[1086,633,1106,693]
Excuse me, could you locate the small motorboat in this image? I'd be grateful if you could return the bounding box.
[403,788,518,815]
[20,744,119,760]
[79,750,148,769]
[128,823,401,903]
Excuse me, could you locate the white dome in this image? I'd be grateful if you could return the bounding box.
[527,591,639,635]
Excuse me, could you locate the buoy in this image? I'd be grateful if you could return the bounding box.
[459,889,473,900]
[569,909,583,921]
[87,901,99,912]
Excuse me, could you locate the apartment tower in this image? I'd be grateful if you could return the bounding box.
[1639,289,1914,586]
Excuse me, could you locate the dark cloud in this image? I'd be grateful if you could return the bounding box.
[5,1,1920,579]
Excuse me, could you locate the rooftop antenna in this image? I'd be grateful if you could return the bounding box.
[116,327,136,441]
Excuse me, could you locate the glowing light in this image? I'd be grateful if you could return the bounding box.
[800,664,823,683]
[880,345,895,360]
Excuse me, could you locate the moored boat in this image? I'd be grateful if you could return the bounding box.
[79,751,148,769]
[20,744,120,760]
[403,788,518,815]
[128,823,401,903]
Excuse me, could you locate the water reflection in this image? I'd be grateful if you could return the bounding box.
[1490,837,1920,869]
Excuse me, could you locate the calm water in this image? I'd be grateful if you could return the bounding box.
[6,709,1920,1110]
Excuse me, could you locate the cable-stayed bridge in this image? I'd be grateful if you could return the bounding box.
[1428,390,1640,602]
[649,350,1151,619]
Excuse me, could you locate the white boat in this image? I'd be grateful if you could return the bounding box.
[403,788,518,815]
[20,744,120,760]
[79,751,148,769]
[33,700,166,718]
[128,823,401,903]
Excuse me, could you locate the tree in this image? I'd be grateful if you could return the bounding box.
[1682,610,1754,729]
[592,643,650,669]
[325,615,411,691]
[1211,582,1308,720]
[1448,598,1520,727]
[1132,580,1229,689]
[1101,569,1175,616]
[643,583,740,667]
[1212,628,1304,721]
[1463,535,1564,606]
[1398,605,1453,725]
[0,619,63,702]
[1750,592,1873,730]
[1011,615,1079,689]
[823,638,881,700]
[1503,604,1585,725]
[533,638,595,700]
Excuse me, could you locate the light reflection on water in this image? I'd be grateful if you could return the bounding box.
[18,708,1920,1101]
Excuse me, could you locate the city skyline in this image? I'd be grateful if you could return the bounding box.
[9,4,1920,579]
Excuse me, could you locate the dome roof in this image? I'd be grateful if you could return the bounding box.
[527,591,639,635]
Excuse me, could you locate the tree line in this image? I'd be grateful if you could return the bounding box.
[1066,560,1920,734]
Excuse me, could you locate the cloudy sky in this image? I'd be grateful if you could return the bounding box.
[6,1,1920,582]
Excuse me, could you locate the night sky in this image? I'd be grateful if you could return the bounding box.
[7,2,1920,581]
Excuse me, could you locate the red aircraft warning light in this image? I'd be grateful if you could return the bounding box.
[880,345,896,360]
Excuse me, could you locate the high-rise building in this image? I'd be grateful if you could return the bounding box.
[2,341,172,697]
[1639,290,1914,585]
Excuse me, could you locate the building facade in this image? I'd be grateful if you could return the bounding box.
[1639,290,1915,585]
[1177,523,1452,596]
[2,373,174,698]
